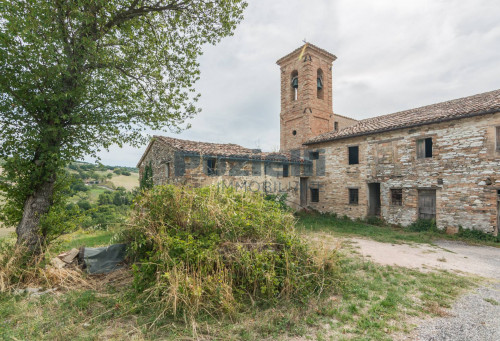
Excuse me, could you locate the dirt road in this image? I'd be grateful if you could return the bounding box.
[347,236,500,341]
[350,237,500,279]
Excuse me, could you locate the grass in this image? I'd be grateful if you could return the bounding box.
[484,298,499,306]
[111,173,139,191]
[0,227,15,240]
[0,210,487,340]
[50,229,118,254]
[0,229,479,340]
[297,212,500,247]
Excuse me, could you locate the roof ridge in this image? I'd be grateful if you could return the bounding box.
[358,88,500,124]
[334,112,358,121]
[305,88,500,145]
[276,42,337,65]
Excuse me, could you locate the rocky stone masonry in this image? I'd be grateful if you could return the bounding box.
[138,138,317,210]
[304,112,500,234]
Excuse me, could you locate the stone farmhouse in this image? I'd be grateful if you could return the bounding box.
[138,43,500,235]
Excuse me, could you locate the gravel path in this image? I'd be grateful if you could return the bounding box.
[348,237,500,340]
[412,282,500,341]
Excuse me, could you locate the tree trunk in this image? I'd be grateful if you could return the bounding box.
[16,177,56,254]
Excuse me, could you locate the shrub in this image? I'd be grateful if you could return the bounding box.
[263,193,288,211]
[364,216,386,226]
[126,185,341,319]
[457,226,499,243]
[405,219,438,232]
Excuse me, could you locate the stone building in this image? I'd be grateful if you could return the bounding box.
[138,43,500,235]
[137,136,315,209]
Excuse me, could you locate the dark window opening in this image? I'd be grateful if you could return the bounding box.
[292,130,297,136]
[283,165,289,177]
[349,188,359,205]
[311,188,319,202]
[317,69,324,100]
[417,137,433,158]
[348,146,359,165]
[310,151,319,160]
[391,189,403,206]
[334,122,339,131]
[207,158,217,176]
[291,70,298,101]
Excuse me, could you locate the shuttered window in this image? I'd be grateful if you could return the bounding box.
[417,138,433,158]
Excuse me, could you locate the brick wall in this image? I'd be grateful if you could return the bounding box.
[278,46,336,151]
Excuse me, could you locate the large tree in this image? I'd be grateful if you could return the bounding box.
[0,0,247,253]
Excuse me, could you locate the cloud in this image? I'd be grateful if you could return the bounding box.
[86,0,500,166]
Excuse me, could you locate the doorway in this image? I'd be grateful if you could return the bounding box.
[300,177,308,208]
[418,189,436,220]
[368,183,381,216]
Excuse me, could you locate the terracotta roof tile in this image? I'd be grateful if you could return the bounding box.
[155,136,305,163]
[305,89,500,145]
[276,42,337,65]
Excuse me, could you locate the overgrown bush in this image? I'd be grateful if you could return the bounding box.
[263,193,289,211]
[405,219,439,232]
[126,185,341,319]
[457,226,499,243]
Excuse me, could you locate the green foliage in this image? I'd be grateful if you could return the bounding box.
[126,185,341,319]
[140,162,153,190]
[0,0,247,247]
[264,193,289,211]
[405,219,439,233]
[457,226,499,243]
[296,212,438,244]
[364,216,386,226]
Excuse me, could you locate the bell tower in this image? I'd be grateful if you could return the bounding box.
[277,43,337,151]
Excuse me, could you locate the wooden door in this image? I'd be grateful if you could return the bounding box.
[418,189,436,220]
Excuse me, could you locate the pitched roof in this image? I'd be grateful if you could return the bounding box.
[137,136,306,167]
[276,42,337,65]
[305,89,500,145]
[155,136,253,156]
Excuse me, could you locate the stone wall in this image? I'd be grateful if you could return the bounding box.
[333,114,358,131]
[306,112,500,234]
[138,140,314,209]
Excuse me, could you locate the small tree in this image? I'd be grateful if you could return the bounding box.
[0,0,247,253]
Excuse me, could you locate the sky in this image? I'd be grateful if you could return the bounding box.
[87,0,500,167]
